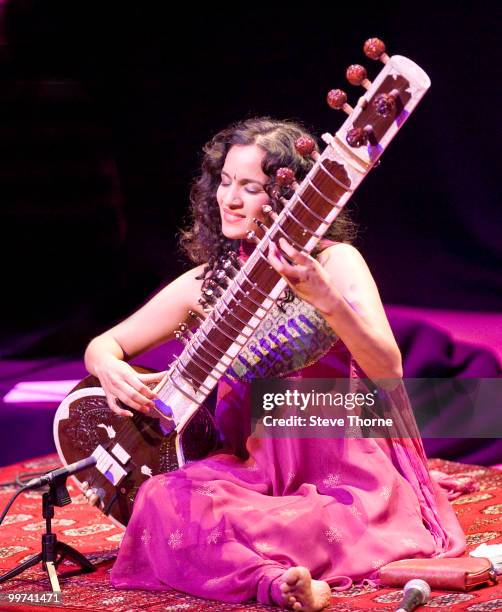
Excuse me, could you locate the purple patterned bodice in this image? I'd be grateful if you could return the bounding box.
[225,296,338,382]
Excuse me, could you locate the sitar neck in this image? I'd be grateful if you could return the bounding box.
[156,40,431,427]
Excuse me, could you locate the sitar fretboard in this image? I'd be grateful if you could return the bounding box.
[157,51,431,427]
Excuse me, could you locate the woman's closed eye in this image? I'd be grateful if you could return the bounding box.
[219,180,263,194]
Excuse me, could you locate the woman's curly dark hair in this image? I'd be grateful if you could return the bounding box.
[179,116,357,271]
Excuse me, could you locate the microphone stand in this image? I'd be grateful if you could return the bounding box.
[0,474,95,592]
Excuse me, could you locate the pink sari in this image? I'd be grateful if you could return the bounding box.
[110,315,466,604]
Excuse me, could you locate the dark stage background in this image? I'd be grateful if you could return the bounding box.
[1,2,500,359]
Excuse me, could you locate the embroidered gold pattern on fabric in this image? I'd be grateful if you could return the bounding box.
[225,296,338,381]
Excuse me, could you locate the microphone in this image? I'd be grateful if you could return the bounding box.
[396,579,431,612]
[23,456,97,490]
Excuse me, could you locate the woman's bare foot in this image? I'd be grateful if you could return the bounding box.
[278,566,331,611]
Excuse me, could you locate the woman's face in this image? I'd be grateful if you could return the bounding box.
[216,144,271,240]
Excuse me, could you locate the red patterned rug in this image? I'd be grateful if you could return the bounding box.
[1,454,502,611]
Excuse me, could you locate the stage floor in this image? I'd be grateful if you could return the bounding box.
[0,454,501,611]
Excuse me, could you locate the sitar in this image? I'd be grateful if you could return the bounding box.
[53,38,431,528]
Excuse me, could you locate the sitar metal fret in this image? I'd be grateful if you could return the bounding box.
[225,284,261,319]
[205,315,248,348]
[306,176,343,210]
[317,161,354,192]
[227,281,267,311]
[237,268,272,302]
[213,302,253,337]
[191,336,228,371]
[195,326,235,367]
[269,223,310,254]
[175,362,214,394]
[184,344,223,380]
[167,370,201,404]
[218,297,255,330]
[282,207,325,240]
[294,192,329,225]
[253,245,275,270]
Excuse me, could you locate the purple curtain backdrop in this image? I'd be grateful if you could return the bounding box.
[0,3,499,466]
[1,314,500,467]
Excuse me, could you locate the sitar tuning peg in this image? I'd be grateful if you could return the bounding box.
[327,89,353,115]
[174,330,189,345]
[178,322,193,336]
[262,204,279,222]
[346,126,374,148]
[226,250,240,265]
[222,257,239,279]
[176,321,194,343]
[275,167,299,191]
[253,218,268,232]
[203,287,219,303]
[268,187,291,211]
[363,37,390,64]
[373,89,400,117]
[188,309,203,323]
[214,269,229,287]
[245,230,260,245]
[346,65,372,90]
[206,280,222,297]
[197,297,213,313]
[294,136,320,161]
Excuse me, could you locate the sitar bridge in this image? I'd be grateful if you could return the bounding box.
[92,444,129,486]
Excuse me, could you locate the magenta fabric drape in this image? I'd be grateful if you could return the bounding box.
[110,340,465,605]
